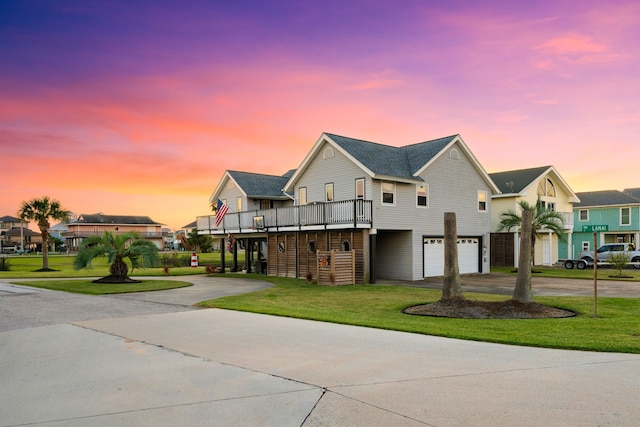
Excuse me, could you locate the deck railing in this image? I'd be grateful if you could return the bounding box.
[197,199,372,233]
[61,231,165,239]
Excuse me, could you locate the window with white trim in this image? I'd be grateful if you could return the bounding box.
[236,197,242,212]
[355,178,364,200]
[579,209,589,221]
[621,207,631,226]
[323,147,334,159]
[299,187,307,205]
[537,178,556,197]
[325,183,334,202]
[416,183,428,207]
[382,182,395,205]
[582,241,590,251]
[477,190,487,212]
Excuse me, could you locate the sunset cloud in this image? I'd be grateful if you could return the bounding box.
[1,0,639,230]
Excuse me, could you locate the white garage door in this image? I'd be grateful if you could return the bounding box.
[424,237,480,277]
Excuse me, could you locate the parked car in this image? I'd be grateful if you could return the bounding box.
[580,243,640,268]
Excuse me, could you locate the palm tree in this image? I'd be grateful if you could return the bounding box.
[74,231,159,283]
[442,212,464,301]
[17,196,70,271]
[496,199,566,266]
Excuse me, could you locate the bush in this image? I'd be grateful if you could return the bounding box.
[0,256,10,271]
[609,252,631,277]
[160,253,191,268]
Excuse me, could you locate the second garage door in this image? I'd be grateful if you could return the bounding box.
[424,237,480,277]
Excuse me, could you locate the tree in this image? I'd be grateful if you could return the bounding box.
[74,231,159,283]
[513,210,533,303]
[442,212,464,301]
[186,228,213,252]
[609,251,631,277]
[17,196,70,271]
[496,199,566,266]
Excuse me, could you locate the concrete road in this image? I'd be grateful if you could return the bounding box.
[1,274,640,426]
[0,276,272,332]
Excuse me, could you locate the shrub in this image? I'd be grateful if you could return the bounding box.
[0,257,10,271]
[609,251,631,277]
[160,253,191,268]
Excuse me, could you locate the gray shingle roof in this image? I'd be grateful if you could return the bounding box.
[574,190,640,207]
[325,133,458,180]
[489,166,551,194]
[228,170,293,199]
[623,188,640,201]
[5,227,39,237]
[71,214,161,225]
[0,215,20,223]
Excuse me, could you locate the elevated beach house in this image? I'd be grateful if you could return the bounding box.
[564,189,640,257]
[197,132,499,283]
[489,166,579,267]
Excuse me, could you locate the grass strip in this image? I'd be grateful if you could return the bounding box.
[15,279,193,295]
[198,275,640,354]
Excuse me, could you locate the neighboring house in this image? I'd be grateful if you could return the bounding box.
[489,166,579,267]
[2,227,41,252]
[1,215,21,232]
[1,215,21,252]
[565,190,640,258]
[198,132,499,282]
[62,214,165,250]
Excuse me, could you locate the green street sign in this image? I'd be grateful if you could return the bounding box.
[582,225,608,232]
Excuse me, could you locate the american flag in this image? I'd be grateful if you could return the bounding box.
[215,199,228,227]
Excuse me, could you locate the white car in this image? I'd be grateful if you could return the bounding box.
[580,243,640,269]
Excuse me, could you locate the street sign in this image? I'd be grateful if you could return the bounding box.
[582,225,608,233]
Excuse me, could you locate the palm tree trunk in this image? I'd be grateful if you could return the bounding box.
[109,254,129,278]
[531,236,537,266]
[442,212,464,301]
[40,228,49,270]
[513,210,533,303]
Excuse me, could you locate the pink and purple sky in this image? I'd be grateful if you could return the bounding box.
[2,0,639,230]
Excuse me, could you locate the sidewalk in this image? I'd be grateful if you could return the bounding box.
[2,308,640,426]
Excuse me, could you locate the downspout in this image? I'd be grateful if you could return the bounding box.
[281,189,296,203]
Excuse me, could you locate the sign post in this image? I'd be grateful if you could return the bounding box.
[593,232,597,319]
[582,225,607,319]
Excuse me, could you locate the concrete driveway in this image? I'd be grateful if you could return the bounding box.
[1,274,640,426]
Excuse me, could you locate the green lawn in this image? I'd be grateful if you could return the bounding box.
[199,275,640,354]
[4,255,640,354]
[0,252,244,278]
[16,279,193,295]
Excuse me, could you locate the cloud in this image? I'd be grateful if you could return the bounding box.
[350,70,403,90]
[534,33,622,68]
[536,33,605,55]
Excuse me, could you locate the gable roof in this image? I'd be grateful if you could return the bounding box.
[490,166,552,194]
[574,190,640,207]
[209,170,295,203]
[70,214,162,225]
[5,227,39,237]
[285,132,499,193]
[489,165,580,203]
[623,188,640,200]
[228,170,292,198]
[0,215,21,223]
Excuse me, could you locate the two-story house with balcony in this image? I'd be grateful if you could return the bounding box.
[198,132,499,283]
[566,189,640,257]
[62,214,165,250]
[489,166,579,267]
